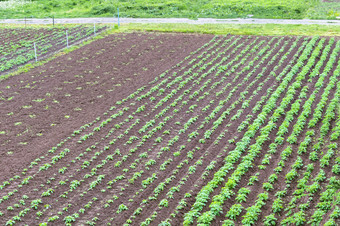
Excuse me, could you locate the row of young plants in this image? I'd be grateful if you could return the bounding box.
[1,35,339,225]
[132,36,307,226]
[0,34,223,192]
[55,34,334,224]
[117,36,290,225]
[226,39,339,226]
[199,37,330,225]
[109,36,286,225]
[183,37,306,225]
[54,35,262,225]
[55,34,258,224]
[0,25,106,75]
[0,34,286,223]
[0,28,56,53]
[0,27,83,58]
[277,64,340,226]
[226,38,339,225]
[0,34,228,225]
[120,35,295,225]
[24,35,266,224]
[269,87,339,225]
[0,37,223,214]
[183,36,320,225]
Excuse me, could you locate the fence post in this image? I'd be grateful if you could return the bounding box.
[34,42,37,62]
[53,16,54,27]
[94,23,96,36]
[66,30,69,48]
[118,7,120,27]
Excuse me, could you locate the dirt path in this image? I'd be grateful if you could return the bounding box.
[1,17,340,25]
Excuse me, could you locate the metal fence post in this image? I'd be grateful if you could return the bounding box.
[118,7,120,27]
[66,30,69,48]
[34,42,37,62]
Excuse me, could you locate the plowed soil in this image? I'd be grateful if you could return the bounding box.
[0,33,338,226]
[0,32,213,180]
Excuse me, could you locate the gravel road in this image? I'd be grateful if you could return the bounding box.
[1,17,340,25]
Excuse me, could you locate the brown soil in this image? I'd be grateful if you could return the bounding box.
[0,32,213,181]
[0,33,338,226]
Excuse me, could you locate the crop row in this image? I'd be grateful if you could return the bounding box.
[0,35,339,225]
[0,25,106,76]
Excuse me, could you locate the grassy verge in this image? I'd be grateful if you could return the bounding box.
[123,23,340,36]
[306,1,340,19]
[1,22,339,37]
[0,0,334,20]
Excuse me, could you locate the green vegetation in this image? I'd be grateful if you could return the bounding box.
[1,33,339,225]
[306,0,340,19]
[0,0,339,20]
[1,22,339,38]
[0,24,105,77]
[0,24,115,82]
[0,0,339,221]
[124,23,340,36]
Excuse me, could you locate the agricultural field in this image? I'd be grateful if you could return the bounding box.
[0,31,339,226]
[0,25,106,77]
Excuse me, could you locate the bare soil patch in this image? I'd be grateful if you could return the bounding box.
[0,32,213,181]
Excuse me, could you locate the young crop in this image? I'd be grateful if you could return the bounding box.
[226,204,244,220]
[0,34,339,226]
[117,204,128,213]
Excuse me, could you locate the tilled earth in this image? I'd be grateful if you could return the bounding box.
[0,32,213,180]
[0,33,339,226]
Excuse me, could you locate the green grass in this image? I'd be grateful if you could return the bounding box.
[1,0,338,20]
[2,22,338,36]
[123,23,340,36]
[306,1,340,19]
